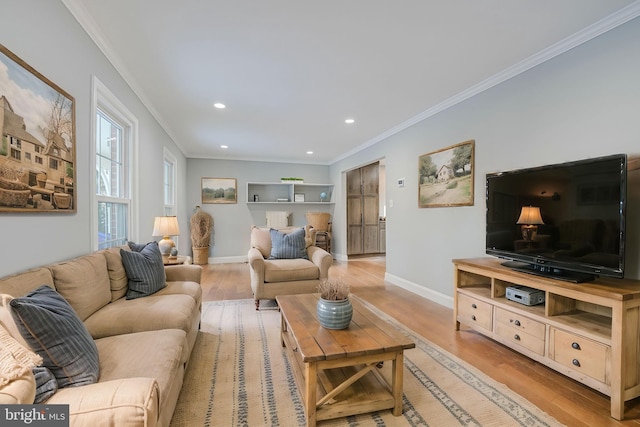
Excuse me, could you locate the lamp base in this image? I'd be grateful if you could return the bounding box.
[158,237,175,256]
[521,225,538,242]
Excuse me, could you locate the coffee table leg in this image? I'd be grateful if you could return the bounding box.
[305,362,317,427]
[392,351,404,416]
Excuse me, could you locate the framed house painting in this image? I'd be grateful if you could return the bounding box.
[0,44,76,212]
[418,139,474,208]
[201,177,237,204]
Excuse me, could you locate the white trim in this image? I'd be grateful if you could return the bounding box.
[210,255,248,264]
[384,272,453,309]
[163,147,178,214]
[91,76,139,250]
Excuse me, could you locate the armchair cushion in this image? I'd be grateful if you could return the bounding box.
[269,227,308,260]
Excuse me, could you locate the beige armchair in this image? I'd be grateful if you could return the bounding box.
[248,225,332,309]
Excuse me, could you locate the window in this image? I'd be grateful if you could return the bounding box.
[91,76,139,250]
[49,158,58,169]
[10,148,20,160]
[163,148,177,215]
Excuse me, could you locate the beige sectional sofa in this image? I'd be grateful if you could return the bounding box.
[0,244,202,427]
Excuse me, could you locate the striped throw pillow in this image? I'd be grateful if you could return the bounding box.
[121,241,166,299]
[10,286,99,389]
[268,227,309,260]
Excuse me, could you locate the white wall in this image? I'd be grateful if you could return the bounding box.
[330,16,640,306]
[0,0,187,277]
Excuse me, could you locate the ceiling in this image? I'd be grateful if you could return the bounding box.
[62,0,638,165]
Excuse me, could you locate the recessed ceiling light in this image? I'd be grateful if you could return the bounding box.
[307,151,313,155]
[345,118,355,124]
[214,103,226,109]
[220,145,228,149]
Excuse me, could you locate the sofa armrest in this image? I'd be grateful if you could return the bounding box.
[48,377,159,427]
[307,246,332,279]
[165,264,202,284]
[248,248,265,293]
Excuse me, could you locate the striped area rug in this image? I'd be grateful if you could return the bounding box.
[170,299,564,427]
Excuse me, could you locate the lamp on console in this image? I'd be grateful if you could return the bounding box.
[152,216,180,256]
[516,206,544,242]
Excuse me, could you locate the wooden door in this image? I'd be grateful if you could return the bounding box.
[347,163,379,255]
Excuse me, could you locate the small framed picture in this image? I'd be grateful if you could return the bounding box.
[294,193,305,202]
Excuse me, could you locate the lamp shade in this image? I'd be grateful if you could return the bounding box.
[152,216,180,237]
[516,206,544,225]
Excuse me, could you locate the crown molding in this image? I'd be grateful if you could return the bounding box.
[332,1,640,164]
[60,0,188,155]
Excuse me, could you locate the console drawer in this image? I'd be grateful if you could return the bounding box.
[495,307,545,339]
[495,322,545,355]
[550,328,610,384]
[457,293,492,331]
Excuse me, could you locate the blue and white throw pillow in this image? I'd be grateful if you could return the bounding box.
[121,241,166,299]
[269,227,309,260]
[10,285,99,389]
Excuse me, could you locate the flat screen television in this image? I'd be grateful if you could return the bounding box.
[486,154,627,282]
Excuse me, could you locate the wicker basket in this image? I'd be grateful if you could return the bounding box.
[192,246,209,265]
[0,187,30,207]
[306,212,331,232]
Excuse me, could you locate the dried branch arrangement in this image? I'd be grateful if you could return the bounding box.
[317,277,350,300]
[190,206,213,248]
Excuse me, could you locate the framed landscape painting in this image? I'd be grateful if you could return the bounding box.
[418,140,474,208]
[202,177,237,204]
[0,44,76,212]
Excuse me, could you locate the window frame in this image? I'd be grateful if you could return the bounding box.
[90,76,139,251]
[163,147,177,216]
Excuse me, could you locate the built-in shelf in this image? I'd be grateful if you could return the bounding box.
[247,182,334,204]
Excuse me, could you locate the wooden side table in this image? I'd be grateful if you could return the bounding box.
[162,255,187,266]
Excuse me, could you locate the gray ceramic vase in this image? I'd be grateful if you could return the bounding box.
[316,297,353,330]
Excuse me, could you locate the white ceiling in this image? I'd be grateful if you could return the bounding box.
[62,0,639,164]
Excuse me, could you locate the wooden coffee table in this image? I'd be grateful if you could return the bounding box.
[276,293,415,427]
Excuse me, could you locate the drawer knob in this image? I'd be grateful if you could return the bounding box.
[471,303,477,309]
[514,334,520,341]
[471,315,476,321]
[572,359,581,367]
[514,320,521,326]
[571,342,581,350]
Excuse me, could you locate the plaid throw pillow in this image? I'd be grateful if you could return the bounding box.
[10,286,99,389]
[268,227,309,260]
[121,241,166,299]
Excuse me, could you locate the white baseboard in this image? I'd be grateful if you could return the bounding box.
[209,255,247,264]
[384,272,453,309]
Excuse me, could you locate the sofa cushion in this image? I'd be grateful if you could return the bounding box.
[263,258,320,282]
[269,227,309,260]
[121,241,166,299]
[0,370,35,404]
[10,286,99,389]
[93,329,187,410]
[0,267,54,298]
[49,252,112,321]
[101,246,131,301]
[84,293,198,340]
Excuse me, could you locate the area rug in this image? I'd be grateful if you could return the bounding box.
[170,299,564,427]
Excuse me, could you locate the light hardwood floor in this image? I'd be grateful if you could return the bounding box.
[199,256,640,426]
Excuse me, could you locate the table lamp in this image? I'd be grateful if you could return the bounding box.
[152,216,180,256]
[516,206,544,242]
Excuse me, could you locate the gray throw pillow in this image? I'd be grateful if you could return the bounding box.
[10,285,99,389]
[32,366,58,403]
[269,227,309,260]
[121,241,166,299]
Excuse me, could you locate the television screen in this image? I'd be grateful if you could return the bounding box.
[486,154,627,282]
